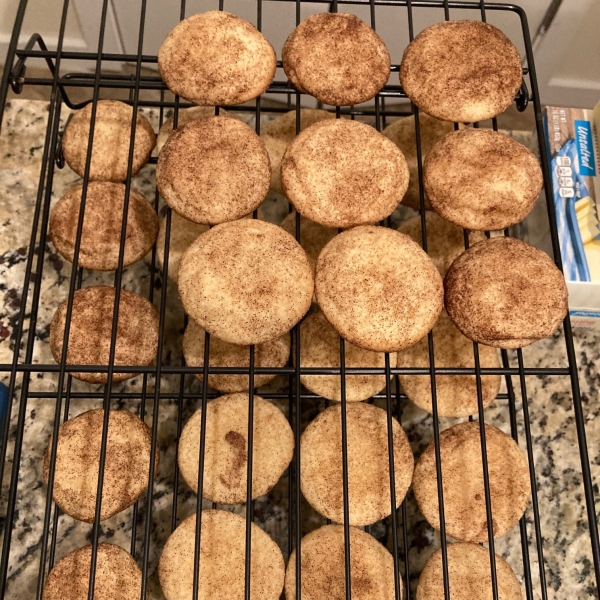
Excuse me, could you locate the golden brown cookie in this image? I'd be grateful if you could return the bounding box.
[158,510,285,600]
[400,21,522,123]
[156,211,208,283]
[444,237,568,348]
[156,210,264,283]
[261,109,335,194]
[412,421,530,542]
[178,220,313,345]
[315,226,443,352]
[398,212,486,277]
[300,402,413,526]
[50,182,159,271]
[416,542,522,600]
[280,211,337,277]
[156,106,229,154]
[44,409,158,522]
[158,11,276,106]
[299,311,397,403]
[285,525,398,600]
[282,13,390,106]
[62,100,155,182]
[49,286,159,383]
[383,113,456,210]
[424,128,543,231]
[43,543,143,600]
[397,310,501,417]
[156,116,270,225]
[178,393,294,503]
[281,120,409,228]
[183,319,290,393]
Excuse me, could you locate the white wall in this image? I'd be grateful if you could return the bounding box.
[0,0,85,53]
[553,1,600,93]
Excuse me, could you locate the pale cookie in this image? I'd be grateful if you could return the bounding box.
[156,106,229,154]
[282,13,390,106]
[444,237,568,348]
[285,525,399,600]
[281,120,409,228]
[398,211,486,277]
[178,393,293,503]
[383,113,457,210]
[280,211,337,277]
[178,220,313,345]
[299,311,397,403]
[43,543,143,600]
[416,542,522,600]
[315,226,443,352]
[44,409,158,522]
[49,285,159,383]
[156,210,264,283]
[183,319,290,393]
[412,421,530,542]
[400,21,522,123]
[158,509,285,600]
[261,109,335,194]
[50,182,158,271]
[397,310,501,417]
[158,11,276,105]
[156,116,270,225]
[62,99,155,182]
[424,128,543,230]
[300,402,413,526]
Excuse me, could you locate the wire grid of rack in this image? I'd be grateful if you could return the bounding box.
[0,0,599,599]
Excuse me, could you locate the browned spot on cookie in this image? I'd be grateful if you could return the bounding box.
[219,430,247,489]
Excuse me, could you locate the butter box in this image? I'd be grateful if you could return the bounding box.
[542,106,600,329]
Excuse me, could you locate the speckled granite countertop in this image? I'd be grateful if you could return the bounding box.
[0,99,599,599]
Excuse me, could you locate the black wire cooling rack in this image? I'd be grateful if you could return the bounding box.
[0,0,599,599]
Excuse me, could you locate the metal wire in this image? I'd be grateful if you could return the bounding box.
[0,1,598,600]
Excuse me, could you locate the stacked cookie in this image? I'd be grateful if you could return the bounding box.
[42,9,568,600]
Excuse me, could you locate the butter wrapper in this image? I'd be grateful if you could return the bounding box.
[525,106,600,329]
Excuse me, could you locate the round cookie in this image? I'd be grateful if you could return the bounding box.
[50,182,159,271]
[158,509,285,600]
[178,393,293,503]
[281,120,409,228]
[261,109,335,194]
[183,319,290,393]
[156,106,229,154]
[444,237,568,348]
[43,543,143,600]
[315,226,443,352]
[156,116,270,225]
[156,211,208,283]
[424,128,543,231]
[400,21,522,123]
[282,13,390,106]
[178,220,313,345]
[412,421,531,542]
[156,210,264,283]
[299,311,397,403]
[62,99,155,182]
[280,211,337,277]
[285,525,398,600]
[383,113,456,210]
[416,542,522,600]
[44,409,158,522]
[158,11,276,106]
[398,212,486,277]
[49,285,159,383]
[300,402,413,526]
[397,310,501,417]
